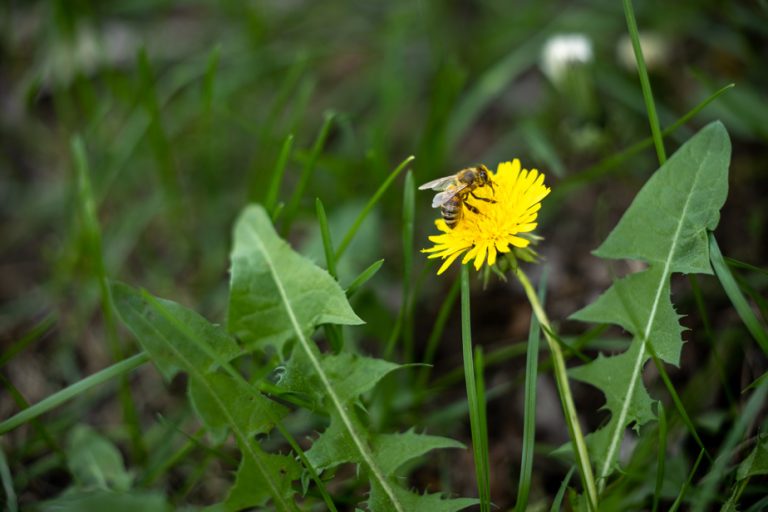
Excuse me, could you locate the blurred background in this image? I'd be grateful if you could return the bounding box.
[1,0,767,509]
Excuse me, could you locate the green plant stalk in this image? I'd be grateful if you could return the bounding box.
[0,352,150,435]
[316,198,343,352]
[460,266,491,511]
[515,269,546,512]
[72,136,146,462]
[402,170,416,361]
[474,346,491,512]
[514,267,598,510]
[669,449,705,512]
[265,134,295,215]
[282,112,335,234]
[623,0,666,165]
[709,233,768,355]
[0,445,16,512]
[652,403,667,512]
[335,155,414,260]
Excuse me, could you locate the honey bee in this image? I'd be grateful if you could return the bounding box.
[419,165,496,229]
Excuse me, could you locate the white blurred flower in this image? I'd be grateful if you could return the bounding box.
[617,32,669,71]
[541,34,593,84]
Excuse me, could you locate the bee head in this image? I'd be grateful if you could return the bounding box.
[477,164,495,192]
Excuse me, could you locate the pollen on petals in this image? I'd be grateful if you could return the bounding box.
[420,160,550,275]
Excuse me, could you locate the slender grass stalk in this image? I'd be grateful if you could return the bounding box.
[136,48,180,214]
[554,81,733,199]
[623,0,666,165]
[474,346,491,512]
[514,267,598,511]
[334,155,414,260]
[417,276,461,387]
[0,352,150,435]
[692,379,768,512]
[72,136,145,462]
[645,343,711,461]
[345,259,384,298]
[652,403,667,512]
[0,313,56,368]
[316,198,343,352]
[460,266,491,511]
[0,446,16,512]
[0,374,62,457]
[316,198,337,279]
[265,134,295,216]
[709,233,768,355]
[669,448,705,512]
[402,171,416,361]
[550,467,575,512]
[515,269,547,512]
[282,112,335,234]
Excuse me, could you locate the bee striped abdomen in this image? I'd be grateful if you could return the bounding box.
[441,195,463,229]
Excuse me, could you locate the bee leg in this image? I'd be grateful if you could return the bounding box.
[471,192,496,203]
[464,202,481,214]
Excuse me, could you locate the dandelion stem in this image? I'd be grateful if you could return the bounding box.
[514,266,598,511]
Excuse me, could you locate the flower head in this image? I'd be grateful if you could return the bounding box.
[421,160,551,275]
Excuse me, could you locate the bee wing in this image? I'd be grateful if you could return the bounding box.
[418,175,456,191]
[431,183,469,208]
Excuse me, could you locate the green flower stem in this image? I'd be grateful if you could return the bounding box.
[514,267,598,510]
[460,266,491,511]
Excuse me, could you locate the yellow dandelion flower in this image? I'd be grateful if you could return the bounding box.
[421,160,551,275]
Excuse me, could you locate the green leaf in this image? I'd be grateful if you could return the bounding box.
[569,121,731,485]
[371,429,465,475]
[232,204,472,511]
[113,283,300,511]
[736,433,768,480]
[112,283,239,381]
[66,425,133,492]
[595,121,730,273]
[39,490,170,512]
[228,205,363,354]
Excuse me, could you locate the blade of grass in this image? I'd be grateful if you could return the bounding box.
[402,170,416,361]
[550,467,576,512]
[0,373,62,457]
[72,136,146,462]
[282,112,335,234]
[692,379,768,512]
[0,313,56,368]
[0,445,16,512]
[136,48,179,214]
[623,0,666,164]
[334,155,414,261]
[344,259,385,298]
[0,352,150,435]
[709,233,768,355]
[553,83,734,200]
[315,198,337,279]
[474,346,491,512]
[652,403,668,512]
[417,276,461,388]
[460,265,490,511]
[265,134,295,216]
[668,448,705,512]
[726,257,768,277]
[515,269,547,512]
[645,343,711,461]
[316,198,343,352]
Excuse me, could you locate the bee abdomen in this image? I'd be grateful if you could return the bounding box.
[441,196,463,229]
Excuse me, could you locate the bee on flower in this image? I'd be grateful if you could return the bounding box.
[421,160,551,275]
